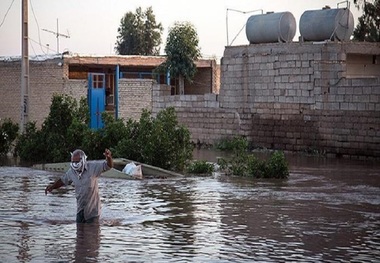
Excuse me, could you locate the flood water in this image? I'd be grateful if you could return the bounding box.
[0,150,379,262]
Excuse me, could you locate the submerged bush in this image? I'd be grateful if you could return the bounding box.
[217,151,289,179]
[186,160,214,174]
[0,118,19,156]
[215,135,248,152]
[265,151,289,179]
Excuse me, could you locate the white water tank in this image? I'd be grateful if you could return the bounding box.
[246,12,296,44]
[299,8,354,41]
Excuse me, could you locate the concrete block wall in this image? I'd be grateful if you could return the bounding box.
[152,90,240,144]
[152,42,379,159]
[219,42,380,158]
[118,79,153,121]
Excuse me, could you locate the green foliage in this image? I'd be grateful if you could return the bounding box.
[15,94,90,162]
[247,155,267,178]
[114,107,194,171]
[217,151,289,179]
[0,118,19,156]
[83,112,131,159]
[186,160,214,174]
[14,94,193,172]
[265,151,289,179]
[215,136,248,153]
[157,21,201,82]
[353,0,380,42]
[115,6,163,55]
[110,118,141,161]
[14,122,45,162]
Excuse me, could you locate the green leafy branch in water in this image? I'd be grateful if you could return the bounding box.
[218,150,289,179]
[186,160,214,175]
[214,136,289,179]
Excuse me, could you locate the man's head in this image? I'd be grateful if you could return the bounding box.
[70,149,87,172]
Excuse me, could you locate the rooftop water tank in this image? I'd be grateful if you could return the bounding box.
[299,8,354,41]
[246,12,296,44]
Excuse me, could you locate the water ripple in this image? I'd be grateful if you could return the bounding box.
[0,164,379,262]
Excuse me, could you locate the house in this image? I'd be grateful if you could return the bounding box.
[0,54,219,129]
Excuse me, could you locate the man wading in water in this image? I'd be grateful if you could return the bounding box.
[45,148,113,223]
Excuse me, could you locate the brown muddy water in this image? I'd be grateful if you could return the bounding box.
[0,149,379,262]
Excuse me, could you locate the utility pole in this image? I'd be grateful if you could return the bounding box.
[42,19,70,53]
[20,0,29,133]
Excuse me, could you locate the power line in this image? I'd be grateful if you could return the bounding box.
[0,0,15,29]
[29,0,46,54]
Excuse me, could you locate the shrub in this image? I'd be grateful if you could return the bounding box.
[247,154,267,178]
[215,136,248,153]
[186,160,214,174]
[0,118,19,156]
[114,107,193,172]
[15,95,193,172]
[14,122,45,162]
[15,94,90,162]
[217,151,289,179]
[265,151,289,179]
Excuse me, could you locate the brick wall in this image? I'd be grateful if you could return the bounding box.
[0,61,21,124]
[185,67,213,95]
[29,59,66,126]
[118,79,153,121]
[0,58,65,127]
[64,80,87,100]
[183,59,219,95]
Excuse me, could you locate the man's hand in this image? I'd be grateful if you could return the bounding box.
[104,148,112,158]
[45,179,64,195]
[104,148,113,168]
[45,185,52,195]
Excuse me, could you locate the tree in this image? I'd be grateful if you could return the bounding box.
[353,0,380,42]
[115,7,163,55]
[158,22,201,94]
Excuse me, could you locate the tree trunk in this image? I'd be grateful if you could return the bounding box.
[179,75,185,95]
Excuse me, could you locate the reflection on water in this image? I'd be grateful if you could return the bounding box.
[0,151,379,262]
[76,223,100,262]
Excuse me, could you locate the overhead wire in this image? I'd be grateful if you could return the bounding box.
[28,37,50,53]
[0,0,15,29]
[29,0,48,54]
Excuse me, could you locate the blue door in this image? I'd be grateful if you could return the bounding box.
[88,73,105,129]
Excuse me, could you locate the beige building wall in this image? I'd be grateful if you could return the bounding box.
[0,58,65,127]
[0,60,21,124]
[118,79,153,121]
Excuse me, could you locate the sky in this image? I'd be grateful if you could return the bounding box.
[0,0,362,60]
